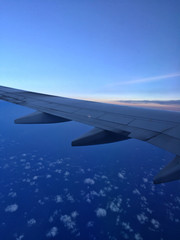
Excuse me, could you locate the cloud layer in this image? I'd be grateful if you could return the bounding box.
[108,72,180,86]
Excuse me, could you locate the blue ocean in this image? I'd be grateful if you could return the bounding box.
[0,101,180,240]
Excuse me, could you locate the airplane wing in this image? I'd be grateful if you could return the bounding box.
[0,85,180,184]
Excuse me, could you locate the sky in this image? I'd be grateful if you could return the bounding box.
[0,0,180,100]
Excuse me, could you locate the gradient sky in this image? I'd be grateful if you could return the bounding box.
[0,0,180,100]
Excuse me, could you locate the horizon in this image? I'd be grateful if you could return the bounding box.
[1,85,180,112]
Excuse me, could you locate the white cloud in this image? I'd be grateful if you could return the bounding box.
[146,208,152,214]
[8,192,17,198]
[24,162,31,169]
[64,171,70,177]
[133,189,141,195]
[16,235,24,240]
[66,193,74,203]
[108,72,180,86]
[122,222,133,232]
[55,169,62,174]
[99,189,106,197]
[134,233,143,240]
[109,197,122,213]
[109,202,120,212]
[46,174,52,179]
[151,219,160,229]
[60,215,76,230]
[85,196,91,203]
[5,204,18,213]
[118,171,126,179]
[87,221,94,228]
[27,218,36,227]
[91,190,99,196]
[84,178,95,185]
[96,208,107,217]
[137,213,148,224]
[46,227,58,238]
[33,176,38,180]
[49,210,58,223]
[71,211,79,218]
[55,195,63,203]
[175,197,180,204]
[142,178,148,183]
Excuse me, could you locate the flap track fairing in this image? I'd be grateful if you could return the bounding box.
[154,156,180,184]
[72,128,130,146]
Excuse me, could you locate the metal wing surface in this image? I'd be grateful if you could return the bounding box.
[0,85,180,184]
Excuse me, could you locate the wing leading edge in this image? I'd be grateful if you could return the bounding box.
[0,85,180,184]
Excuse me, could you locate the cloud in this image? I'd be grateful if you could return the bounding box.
[109,196,122,213]
[55,195,63,203]
[122,222,133,232]
[84,178,95,185]
[8,191,17,198]
[27,218,36,227]
[71,211,79,218]
[109,202,120,212]
[134,233,143,240]
[108,72,180,86]
[46,227,58,238]
[66,193,75,203]
[137,213,148,224]
[113,100,180,111]
[16,235,24,240]
[116,100,180,105]
[151,218,160,229]
[96,208,107,217]
[118,170,126,179]
[5,204,18,213]
[60,215,76,230]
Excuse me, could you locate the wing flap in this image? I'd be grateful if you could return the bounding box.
[163,125,180,139]
[148,134,180,156]
[129,119,174,132]
[129,128,158,141]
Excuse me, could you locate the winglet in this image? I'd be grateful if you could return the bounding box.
[154,156,180,184]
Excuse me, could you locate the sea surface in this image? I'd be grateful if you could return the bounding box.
[0,101,180,240]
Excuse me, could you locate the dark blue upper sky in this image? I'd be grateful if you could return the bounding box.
[0,0,180,100]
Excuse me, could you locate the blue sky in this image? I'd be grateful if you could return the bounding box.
[0,0,180,100]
